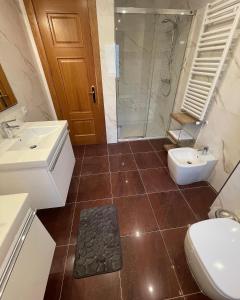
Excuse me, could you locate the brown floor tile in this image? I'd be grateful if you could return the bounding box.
[72,159,82,177]
[129,140,153,153]
[121,232,181,300]
[37,204,74,246]
[81,156,109,175]
[113,195,158,236]
[73,145,85,158]
[70,199,112,244]
[66,177,79,203]
[178,181,209,189]
[109,154,137,172]
[150,138,171,151]
[134,152,163,169]
[60,245,122,300]
[111,171,145,197]
[185,293,211,300]
[157,151,168,167]
[78,173,111,201]
[149,191,196,229]
[84,144,108,157]
[108,142,131,155]
[140,168,178,193]
[162,227,199,294]
[44,246,68,300]
[181,187,217,220]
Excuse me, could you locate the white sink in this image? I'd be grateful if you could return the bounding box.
[0,121,68,170]
[9,127,58,151]
[0,193,31,268]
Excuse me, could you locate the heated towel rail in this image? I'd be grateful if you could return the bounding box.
[181,0,240,120]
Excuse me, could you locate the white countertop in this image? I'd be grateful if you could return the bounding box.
[0,193,31,268]
[0,121,68,171]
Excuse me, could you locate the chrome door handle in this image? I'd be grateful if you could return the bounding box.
[89,85,96,103]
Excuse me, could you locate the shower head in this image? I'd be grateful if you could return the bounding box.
[161,18,177,27]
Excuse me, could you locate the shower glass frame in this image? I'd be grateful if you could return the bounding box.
[115,7,195,141]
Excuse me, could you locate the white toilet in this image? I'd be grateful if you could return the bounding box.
[185,218,240,300]
[168,147,217,185]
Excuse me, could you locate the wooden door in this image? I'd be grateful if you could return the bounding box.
[25,0,106,144]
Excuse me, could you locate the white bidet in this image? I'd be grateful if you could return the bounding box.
[168,147,217,185]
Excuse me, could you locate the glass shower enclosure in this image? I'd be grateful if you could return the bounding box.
[115,7,193,140]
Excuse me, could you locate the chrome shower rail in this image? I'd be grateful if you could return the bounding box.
[115,7,195,15]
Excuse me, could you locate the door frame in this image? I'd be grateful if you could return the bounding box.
[23,0,106,143]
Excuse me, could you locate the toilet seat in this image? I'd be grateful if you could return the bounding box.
[185,218,240,300]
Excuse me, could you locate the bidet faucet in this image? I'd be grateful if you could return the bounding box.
[0,119,20,138]
[197,146,209,155]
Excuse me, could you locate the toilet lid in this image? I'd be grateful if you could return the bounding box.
[189,218,240,299]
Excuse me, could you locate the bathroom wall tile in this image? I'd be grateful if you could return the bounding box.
[210,162,240,218]
[44,246,68,300]
[140,168,178,193]
[111,171,145,197]
[195,100,240,191]
[37,204,74,246]
[81,156,109,175]
[113,195,158,236]
[134,152,163,169]
[162,227,200,294]
[78,174,112,201]
[61,245,121,300]
[181,187,217,220]
[120,232,181,300]
[149,191,196,229]
[108,142,131,155]
[0,1,54,125]
[96,0,118,143]
[129,140,154,153]
[109,154,137,172]
[70,199,112,244]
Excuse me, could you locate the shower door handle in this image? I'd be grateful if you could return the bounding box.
[89,85,96,104]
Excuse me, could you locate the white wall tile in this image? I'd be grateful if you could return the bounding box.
[0,0,54,127]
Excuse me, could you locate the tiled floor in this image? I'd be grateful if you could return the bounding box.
[38,139,217,300]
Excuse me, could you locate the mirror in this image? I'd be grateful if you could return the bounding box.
[0,64,17,112]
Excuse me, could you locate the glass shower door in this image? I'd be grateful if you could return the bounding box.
[115,9,193,140]
[115,13,155,139]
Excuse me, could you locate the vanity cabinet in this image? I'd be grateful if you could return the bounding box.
[0,130,75,209]
[1,213,55,300]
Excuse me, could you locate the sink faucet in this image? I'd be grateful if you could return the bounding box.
[0,119,20,138]
[197,146,209,155]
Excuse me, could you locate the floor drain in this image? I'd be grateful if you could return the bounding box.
[187,161,192,164]
[30,145,37,149]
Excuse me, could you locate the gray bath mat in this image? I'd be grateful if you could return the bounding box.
[73,204,122,278]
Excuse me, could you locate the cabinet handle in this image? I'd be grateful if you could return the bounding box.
[0,209,36,298]
[49,131,68,172]
[89,85,96,103]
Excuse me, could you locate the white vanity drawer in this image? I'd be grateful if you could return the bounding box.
[1,215,55,300]
[50,133,75,206]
